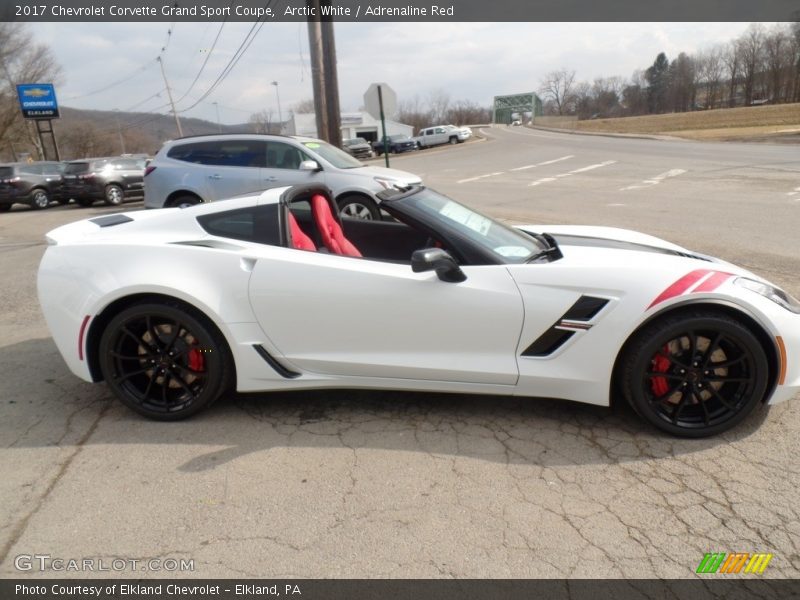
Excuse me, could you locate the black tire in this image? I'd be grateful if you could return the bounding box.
[167,194,202,208]
[620,309,769,438]
[0,204,11,213]
[76,197,94,208]
[449,136,458,145]
[416,142,422,150]
[99,301,234,420]
[338,195,380,220]
[55,198,70,205]
[30,188,50,210]
[104,184,124,206]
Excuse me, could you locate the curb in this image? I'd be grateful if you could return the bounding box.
[528,125,683,142]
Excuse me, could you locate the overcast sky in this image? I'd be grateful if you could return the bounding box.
[28,22,760,124]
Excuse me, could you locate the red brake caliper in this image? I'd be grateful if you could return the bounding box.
[650,345,671,397]
[188,347,205,372]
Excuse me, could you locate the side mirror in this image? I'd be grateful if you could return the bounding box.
[299,160,320,172]
[411,248,466,283]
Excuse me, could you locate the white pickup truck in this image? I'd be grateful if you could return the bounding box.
[413,124,471,149]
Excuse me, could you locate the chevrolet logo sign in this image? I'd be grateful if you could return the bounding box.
[23,88,50,98]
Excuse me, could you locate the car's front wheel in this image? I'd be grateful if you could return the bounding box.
[338,195,380,220]
[30,189,50,209]
[620,309,769,437]
[104,184,124,206]
[449,136,458,145]
[168,194,202,208]
[0,204,11,213]
[99,301,233,420]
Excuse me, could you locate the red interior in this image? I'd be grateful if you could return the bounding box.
[288,211,317,251]
[311,193,362,257]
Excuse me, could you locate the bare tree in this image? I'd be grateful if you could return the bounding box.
[292,98,315,113]
[695,45,725,108]
[0,22,61,160]
[249,109,274,134]
[538,68,577,115]
[426,89,451,124]
[722,40,742,106]
[763,26,791,102]
[738,24,766,104]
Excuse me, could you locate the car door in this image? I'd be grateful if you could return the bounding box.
[248,251,524,385]
[261,141,324,188]
[194,139,269,201]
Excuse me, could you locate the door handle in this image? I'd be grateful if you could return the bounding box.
[208,174,221,180]
[264,176,277,182]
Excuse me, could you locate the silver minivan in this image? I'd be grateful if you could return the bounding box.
[144,134,421,219]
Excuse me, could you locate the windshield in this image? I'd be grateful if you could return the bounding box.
[398,189,547,263]
[302,140,362,169]
[0,167,13,178]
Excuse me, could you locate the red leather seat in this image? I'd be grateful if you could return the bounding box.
[288,211,316,251]
[311,193,362,257]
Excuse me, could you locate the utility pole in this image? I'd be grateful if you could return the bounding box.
[114,109,126,154]
[306,3,328,142]
[306,0,342,145]
[320,19,341,147]
[158,56,183,137]
[213,102,221,132]
[271,81,283,134]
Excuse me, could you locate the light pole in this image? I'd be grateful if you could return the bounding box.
[114,109,126,154]
[212,102,221,133]
[271,81,282,134]
[157,55,183,137]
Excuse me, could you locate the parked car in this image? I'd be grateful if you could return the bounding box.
[62,157,146,208]
[38,183,800,437]
[0,161,65,211]
[342,137,374,159]
[144,134,421,220]
[414,125,469,149]
[372,135,417,156]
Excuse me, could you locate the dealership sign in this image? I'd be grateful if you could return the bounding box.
[16,83,60,119]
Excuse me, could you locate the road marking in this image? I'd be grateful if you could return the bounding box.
[607,203,626,207]
[509,155,574,171]
[457,171,504,184]
[786,186,800,196]
[528,160,617,187]
[568,160,617,174]
[620,168,687,191]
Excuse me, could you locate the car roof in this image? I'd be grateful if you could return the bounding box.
[163,133,325,145]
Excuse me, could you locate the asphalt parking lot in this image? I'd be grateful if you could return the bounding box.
[1,126,799,579]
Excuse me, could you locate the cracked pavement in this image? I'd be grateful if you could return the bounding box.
[1,129,799,579]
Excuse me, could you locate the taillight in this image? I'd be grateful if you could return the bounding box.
[79,174,94,180]
[144,166,157,177]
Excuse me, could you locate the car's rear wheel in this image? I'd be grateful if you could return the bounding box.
[449,136,458,145]
[76,198,94,208]
[104,184,124,206]
[338,195,380,220]
[31,189,50,209]
[99,302,233,420]
[167,194,202,208]
[0,204,11,213]
[620,310,769,437]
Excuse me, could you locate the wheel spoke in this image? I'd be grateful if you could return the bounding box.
[704,376,752,383]
[110,351,147,361]
[708,385,738,411]
[167,369,200,401]
[646,371,685,380]
[656,350,689,369]
[161,372,171,404]
[172,362,204,376]
[695,389,710,426]
[709,355,746,369]
[164,320,183,352]
[702,333,722,368]
[145,316,162,351]
[671,389,692,424]
[113,368,148,383]
[121,326,152,352]
[651,381,685,403]
[142,372,155,400]
[686,330,698,358]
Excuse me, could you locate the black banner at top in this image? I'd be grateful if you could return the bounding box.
[2,0,800,22]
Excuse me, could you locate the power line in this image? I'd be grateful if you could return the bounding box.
[62,59,157,100]
[176,5,271,113]
[173,19,227,105]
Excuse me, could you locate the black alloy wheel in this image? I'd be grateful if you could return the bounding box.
[99,302,233,420]
[621,310,769,437]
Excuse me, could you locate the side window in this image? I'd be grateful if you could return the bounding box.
[113,159,137,170]
[435,127,445,134]
[42,163,63,175]
[196,204,280,245]
[168,140,266,168]
[266,142,310,170]
[20,164,42,175]
[424,129,432,136]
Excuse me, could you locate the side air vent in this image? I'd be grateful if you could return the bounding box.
[253,344,301,379]
[521,295,609,357]
[90,214,133,227]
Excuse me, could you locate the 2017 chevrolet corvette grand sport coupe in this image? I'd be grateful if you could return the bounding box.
[38,185,799,437]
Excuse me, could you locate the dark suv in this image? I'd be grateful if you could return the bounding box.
[0,161,65,211]
[62,157,146,207]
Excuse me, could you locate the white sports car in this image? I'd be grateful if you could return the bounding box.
[37,184,799,437]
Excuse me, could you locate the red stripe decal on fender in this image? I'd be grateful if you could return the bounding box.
[693,271,733,293]
[648,269,712,309]
[78,315,91,361]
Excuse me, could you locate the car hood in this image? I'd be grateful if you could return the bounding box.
[352,165,422,185]
[347,143,371,150]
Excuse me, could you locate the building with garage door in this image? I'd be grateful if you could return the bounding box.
[287,112,413,142]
